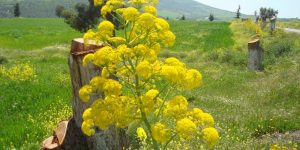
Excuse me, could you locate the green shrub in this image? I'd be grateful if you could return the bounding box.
[0,56,8,64]
[264,38,294,65]
[206,49,247,67]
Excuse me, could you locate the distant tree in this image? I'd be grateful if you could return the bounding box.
[181,15,185,20]
[166,17,169,20]
[62,0,101,32]
[236,5,241,19]
[14,3,20,17]
[254,10,259,24]
[62,0,122,33]
[259,7,278,28]
[55,5,65,18]
[209,14,214,22]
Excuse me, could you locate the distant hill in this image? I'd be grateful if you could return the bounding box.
[0,0,247,20]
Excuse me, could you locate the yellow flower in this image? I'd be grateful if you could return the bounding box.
[183,69,202,90]
[151,122,170,144]
[202,127,219,147]
[94,0,104,6]
[136,127,147,140]
[82,54,94,67]
[155,18,169,31]
[79,85,93,102]
[200,113,215,127]
[81,120,95,136]
[122,7,140,21]
[83,30,96,44]
[137,13,156,30]
[176,118,197,139]
[141,89,159,113]
[103,79,122,96]
[159,30,176,47]
[98,20,115,36]
[90,76,107,92]
[164,96,188,118]
[165,57,185,67]
[108,37,126,45]
[187,108,204,125]
[144,5,157,16]
[137,60,153,79]
[101,67,110,78]
[101,5,113,18]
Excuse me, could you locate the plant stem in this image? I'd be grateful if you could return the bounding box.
[135,74,160,150]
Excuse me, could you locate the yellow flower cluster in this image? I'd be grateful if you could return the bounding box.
[151,122,170,144]
[0,63,36,81]
[80,0,219,149]
[201,127,220,148]
[161,57,202,89]
[136,127,147,140]
[244,20,263,37]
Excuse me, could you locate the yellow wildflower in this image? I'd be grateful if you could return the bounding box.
[202,127,219,148]
[79,85,93,102]
[136,127,147,140]
[83,53,94,67]
[176,118,197,139]
[122,7,140,21]
[151,122,170,144]
[144,5,157,16]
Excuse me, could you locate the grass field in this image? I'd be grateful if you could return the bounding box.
[0,18,299,149]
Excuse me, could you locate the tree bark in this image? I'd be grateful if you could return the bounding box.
[248,39,264,71]
[67,38,129,150]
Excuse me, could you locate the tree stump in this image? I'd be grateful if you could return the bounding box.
[248,39,264,71]
[68,38,129,150]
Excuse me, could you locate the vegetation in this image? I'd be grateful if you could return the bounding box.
[61,0,102,32]
[0,18,81,50]
[0,17,299,149]
[55,5,65,18]
[209,14,214,22]
[0,0,241,20]
[14,3,20,17]
[236,5,241,19]
[259,7,279,28]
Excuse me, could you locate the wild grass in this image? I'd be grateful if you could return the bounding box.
[0,18,81,50]
[0,18,299,149]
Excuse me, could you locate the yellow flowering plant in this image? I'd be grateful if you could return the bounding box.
[80,0,219,149]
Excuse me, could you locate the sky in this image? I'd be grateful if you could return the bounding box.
[194,0,300,18]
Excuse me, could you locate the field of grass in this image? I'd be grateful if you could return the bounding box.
[0,18,81,50]
[0,18,299,149]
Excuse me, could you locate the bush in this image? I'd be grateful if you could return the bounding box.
[206,49,247,67]
[264,38,294,65]
[0,56,8,64]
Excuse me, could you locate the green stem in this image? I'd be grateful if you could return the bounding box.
[135,74,160,150]
[163,134,177,150]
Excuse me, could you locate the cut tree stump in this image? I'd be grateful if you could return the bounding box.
[67,38,129,150]
[248,39,264,71]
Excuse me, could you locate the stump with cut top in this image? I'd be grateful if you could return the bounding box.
[248,39,264,71]
[68,38,129,150]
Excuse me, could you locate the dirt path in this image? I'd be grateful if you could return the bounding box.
[283,28,300,34]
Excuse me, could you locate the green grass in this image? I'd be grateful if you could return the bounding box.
[0,18,81,50]
[0,18,300,149]
[169,21,234,51]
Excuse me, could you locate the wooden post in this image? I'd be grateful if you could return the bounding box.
[68,38,129,150]
[248,39,264,71]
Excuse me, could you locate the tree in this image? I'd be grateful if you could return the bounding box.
[236,5,241,19]
[259,7,278,28]
[209,14,214,22]
[181,15,185,20]
[55,5,65,18]
[62,1,101,32]
[14,3,20,17]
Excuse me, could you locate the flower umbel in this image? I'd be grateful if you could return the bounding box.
[79,0,219,149]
